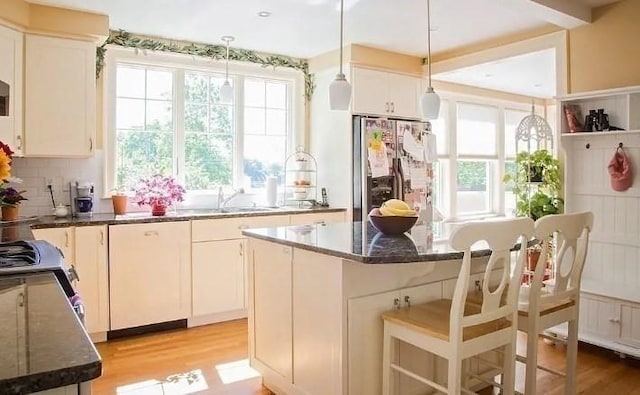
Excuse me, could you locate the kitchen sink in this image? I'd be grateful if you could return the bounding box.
[220,206,275,213]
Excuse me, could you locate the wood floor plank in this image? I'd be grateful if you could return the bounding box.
[92,319,639,394]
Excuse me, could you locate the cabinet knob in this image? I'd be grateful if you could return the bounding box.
[393,297,401,309]
[89,138,93,152]
[385,102,390,113]
[16,135,22,150]
[390,102,395,113]
[404,295,411,307]
[144,230,159,236]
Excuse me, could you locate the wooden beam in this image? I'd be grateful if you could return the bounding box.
[501,0,592,28]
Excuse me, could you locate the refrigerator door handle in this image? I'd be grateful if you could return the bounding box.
[395,158,405,201]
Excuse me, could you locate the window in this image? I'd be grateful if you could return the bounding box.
[109,54,295,197]
[431,95,544,226]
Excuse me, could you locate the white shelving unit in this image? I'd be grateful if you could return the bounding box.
[555,86,640,358]
[284,148,318,208]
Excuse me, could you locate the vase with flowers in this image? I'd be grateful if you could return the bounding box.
[0,141,27,221]
[133,174,185,216]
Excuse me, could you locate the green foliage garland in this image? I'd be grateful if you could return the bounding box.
[96,30,315,102]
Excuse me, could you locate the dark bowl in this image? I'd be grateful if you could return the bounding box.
[368,214,418,236]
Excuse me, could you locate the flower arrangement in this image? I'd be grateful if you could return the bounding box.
[133,174,185,212]
[0,141,27,209]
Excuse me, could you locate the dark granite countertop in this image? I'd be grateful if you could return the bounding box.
[29,206,346,229]
[243,221,496,264]
[0,272,101,394]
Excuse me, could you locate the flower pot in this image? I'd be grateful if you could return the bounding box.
[528,166,544,183]
[151,203,167,216]
[527,249,542,272]
[1,206,19,221]
[112,195,128,215]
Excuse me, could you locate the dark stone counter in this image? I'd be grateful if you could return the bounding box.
[0,272,101,394]
[243,221,495,264]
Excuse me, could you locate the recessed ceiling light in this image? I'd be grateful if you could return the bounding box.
[534,83,543,87]
[257,11,272,17]
[484,73,494,78]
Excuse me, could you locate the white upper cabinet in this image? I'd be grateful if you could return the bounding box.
[24,34,96,157]
[352,67,421,119]
[0,25,23,155]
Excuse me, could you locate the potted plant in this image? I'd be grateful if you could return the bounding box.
[111,187,128,215]
[503,149,563,221]
[133,174,186,216]
[0,141,27,221]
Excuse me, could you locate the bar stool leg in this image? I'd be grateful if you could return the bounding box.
[447,357,462,395]
[382,324,392,395]
[502,341,515,395]
[566,319,578,395]
[525,325,539,395]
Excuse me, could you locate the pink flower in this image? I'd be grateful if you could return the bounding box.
[133,174,186,207]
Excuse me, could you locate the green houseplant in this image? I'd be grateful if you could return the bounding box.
[503,149,563,221]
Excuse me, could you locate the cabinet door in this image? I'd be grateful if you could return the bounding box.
[192,239,245,316]
[251,241,293,380]
[109,222,191,330]
[352,67,389,116]
[0,284,26,377]
[620,303,640,348]
[74,226,109,334]
[387,73,420,119]
[579,294,619,339]
[0,25,23,155]
[31,227,75,264]
[25,34,95,157]
[289,211,345,226]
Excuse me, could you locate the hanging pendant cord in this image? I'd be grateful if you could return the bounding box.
[225,40,230,80]
[427,0,432,88]
[339,0,344,75]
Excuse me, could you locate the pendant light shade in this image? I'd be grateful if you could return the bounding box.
[329,0,351,111]
[421,0,440,120]
[220,35,234,104]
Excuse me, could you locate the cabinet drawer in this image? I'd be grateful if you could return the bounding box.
[289,211,345,226]
[192,215,290,242]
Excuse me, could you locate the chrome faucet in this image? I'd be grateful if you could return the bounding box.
[218,187,245,209]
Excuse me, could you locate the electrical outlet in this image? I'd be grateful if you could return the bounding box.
[45,178,54,188]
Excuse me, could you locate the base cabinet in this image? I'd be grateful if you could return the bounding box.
[109,222,191,330]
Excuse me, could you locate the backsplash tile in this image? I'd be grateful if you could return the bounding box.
[11,150,112,217]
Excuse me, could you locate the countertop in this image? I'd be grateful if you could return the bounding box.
[243,221,496,264]
[0,272,101,394]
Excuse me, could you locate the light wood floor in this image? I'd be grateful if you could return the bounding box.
[93,319,640,394]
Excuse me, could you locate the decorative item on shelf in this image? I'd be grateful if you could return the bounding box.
[284,147,317,208]
[608,143,633,192]
[420,0,440,120]
[133,174,185,216]
[563,104,584,133]
[0,141,27,222]
[328,0,352,110]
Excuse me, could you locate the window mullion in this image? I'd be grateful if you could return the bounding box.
[448,101,458,218]
[174,70,186,183]
[234,77,245,189]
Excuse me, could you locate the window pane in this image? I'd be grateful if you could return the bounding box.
[146,70,173,100]
[457,103,497,156]
[505,109,529,158]
[266,109,287,136]
[456,160,489,214]
[431,100,448,155]
[116,66,145,98]
[116,130,173,189]
[146,101,173,131]
[245,79,265,107]
[185,74,209,104]
[244,135,286,189]
[185,103,207,132]
[209,76,229,104]
[185,132,233,190]
[116,98,145,130]
[266,82,287,109]
[504,161,517,216]
[210,105,233,134]
[245,107,265,135]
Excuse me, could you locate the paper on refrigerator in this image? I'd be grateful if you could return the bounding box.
[368,144,390,178]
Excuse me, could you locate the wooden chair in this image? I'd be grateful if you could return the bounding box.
[517,211,593,395]
[381,217,534,395]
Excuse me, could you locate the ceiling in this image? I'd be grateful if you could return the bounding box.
[29,0,619,98]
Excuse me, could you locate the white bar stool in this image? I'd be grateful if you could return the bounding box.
[381,217,534,395]
[517,211,593,395]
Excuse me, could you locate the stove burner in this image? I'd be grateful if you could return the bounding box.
[0,241,39,268]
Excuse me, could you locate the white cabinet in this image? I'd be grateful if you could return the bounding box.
[109,222,191,330]
[352,67,421,119]
[251,240,293,380]
[0,284,26,377]
[192,239,245,316]
[31,227,75,264]
[289,210,345,226]
[0,25,23,155]
[74,226,109,335]
[347,282,442,395]
[24,34,95,157]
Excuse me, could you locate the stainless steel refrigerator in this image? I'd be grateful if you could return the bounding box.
[352,116,434,223]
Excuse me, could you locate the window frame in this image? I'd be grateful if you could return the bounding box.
[103,46,305,198]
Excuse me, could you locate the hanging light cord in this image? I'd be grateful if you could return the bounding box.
[339,0,345,76]
[225,39,230,80]
[427,0,432,88]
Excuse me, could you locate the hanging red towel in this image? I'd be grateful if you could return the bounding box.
[608,148,633,192]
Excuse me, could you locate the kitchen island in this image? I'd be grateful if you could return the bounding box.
[243,221,501,395]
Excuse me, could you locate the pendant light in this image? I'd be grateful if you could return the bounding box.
[220,36,235,104]
[329,0,351,111]
[420,0,440,120]
[516,102,554,152]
